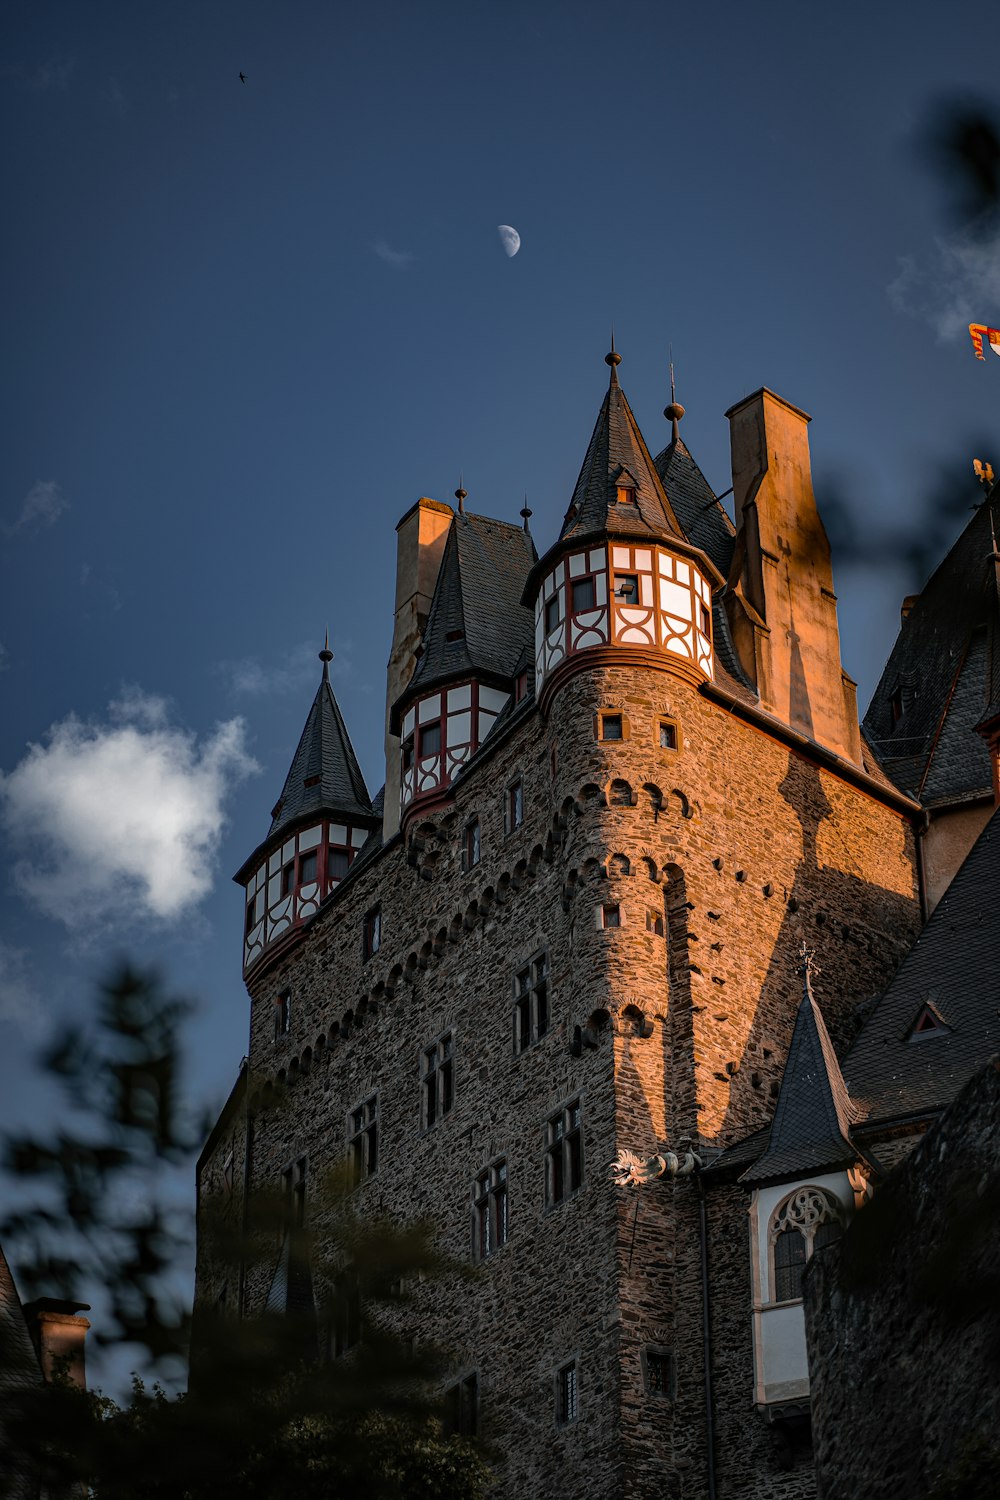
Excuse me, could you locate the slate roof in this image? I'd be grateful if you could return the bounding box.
[863,484,1000,805]
[739,972,860,1186]
[654,434,736,578]
[267,655,375,841]
[842,804,1000,1125]
[559,360,686,546]
[399,511,535,715]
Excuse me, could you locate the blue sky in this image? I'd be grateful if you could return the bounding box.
[1,0,998,1383]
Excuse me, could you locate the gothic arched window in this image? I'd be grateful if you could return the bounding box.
[768,1186,843,1304]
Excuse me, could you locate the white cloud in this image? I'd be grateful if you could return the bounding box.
[0,941,47,1039]
[4,479,69,537]
[0,690,259,931]
[372,239,414,270]
[218,639,355,697]
[888,213,1000,341]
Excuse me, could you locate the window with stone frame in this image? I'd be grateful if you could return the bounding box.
[421,1031,454,1129]
[642,1346,675,1399]
[473,1158,508,1259]
[657,716,678,750]
[274,989,291,1042]
[646,908,665,937]
[545,1098,583,1206]
[462,817,481,870]
[513,951,549,1053]
[505,777,524,834]
[769,1186,844,1303]
[348,1095,378,1184]
[599,902,621,929]
[555,1359,579,1424]
[362,905,381,961]
[599,711,624,741]
[443,1373,479,1438]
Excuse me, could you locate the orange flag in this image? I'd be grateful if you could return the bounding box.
[969,323,1000,359]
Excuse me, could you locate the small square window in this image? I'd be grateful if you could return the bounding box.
[419,721,441,758]
[506,779,524,833]
[545,595,561,633]
[463,818,481,869]
[556,1360,578,1424]
[348,1096,378,1183]
[601,714,623,741]
[571,576,595,612]
[363,906,382,960]
[274,990,291,1042]
[600,904,621,930]
[658,719,678,750]
[615,574,639,604]
[643,1347,674,1399]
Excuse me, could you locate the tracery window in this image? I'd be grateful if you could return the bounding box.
[768,1186,843,1303]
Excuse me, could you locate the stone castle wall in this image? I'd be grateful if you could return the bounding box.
[197,653,921,1500]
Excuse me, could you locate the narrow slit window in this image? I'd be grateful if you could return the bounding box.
[422,1032,455,1129]
[556,1360,578,1424]
[348,1096,378,1184]
[513,952,549,1053]
[473,1159,508,1259]
[546,1099,583,1205]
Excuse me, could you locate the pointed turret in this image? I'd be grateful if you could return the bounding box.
[560,348,686,545]
[653,368,736,577]
[741,961,858,1187]
[235,644,379,976]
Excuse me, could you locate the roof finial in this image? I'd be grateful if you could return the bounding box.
[319,630,334,682]
[605,327,621,384]
[520,494,532,533]
[798,940,820,994]
[455,473,467,515]
[664,345,685,443]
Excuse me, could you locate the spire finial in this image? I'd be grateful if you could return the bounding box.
[798,940,820,995]
[455,473,467,514]
[520,494,532,533]
[319,630,334,681]
[664,346,685,442]
[605,329,622,384]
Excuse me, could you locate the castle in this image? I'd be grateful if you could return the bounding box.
[194,349,1000,1499]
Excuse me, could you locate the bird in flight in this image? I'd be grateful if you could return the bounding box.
[239,71,247,83]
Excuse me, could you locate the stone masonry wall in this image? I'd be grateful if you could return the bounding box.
[805,1059,1000,1500]
[197,651,921,1500]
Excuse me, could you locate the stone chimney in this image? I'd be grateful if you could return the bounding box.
[723,389,861,765]
[23,1298,91,1389]
[383,498,453,840]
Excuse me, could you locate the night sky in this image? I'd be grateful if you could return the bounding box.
[2,0,997,1384]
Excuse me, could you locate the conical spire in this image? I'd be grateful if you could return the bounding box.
[559,348,685,544]
[268,643,375,837]
[741,954,858,1185]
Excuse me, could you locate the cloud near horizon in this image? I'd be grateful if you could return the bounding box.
[372,238,414,269]
[888,213,1000,341]
[0,689,259,932]
[4,479,69,537]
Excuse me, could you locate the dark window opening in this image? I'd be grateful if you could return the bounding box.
[601,904,621,929]
[463,818,481,869]
[571,576,595,612]
[274,990,291,1042]
[299,849,318,885]
[280,861,295,898]
[556,1361,578,1424]
[332,1268,361,1358]
[363,906,381,960]
[507,779,524,832]
[443,1373,478,1438]
[514,952,549,1053]
[474,1159,508,1259]
[245,898,257,937]
[419,720,441,758]
[699,602,711,636]
[402,735,415,772]
[546,1099,583,1205]
[329,847,350,882]
[515,670,528,702]
[644,1348,675,1399]
[282,1156,307,1229]
[601,713,623,741]
[303,773,322,789]
[422,1032,454,1129]
[445,629,464,643]
[646,909,665,937]
[545,595,561,633]
[348,1096,378,1184]
[773,1226,807,1303]
[659,719,678,750]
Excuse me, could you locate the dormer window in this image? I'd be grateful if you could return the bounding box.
[616,483,637,506]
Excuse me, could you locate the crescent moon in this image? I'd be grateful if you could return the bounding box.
[497,224,521,258]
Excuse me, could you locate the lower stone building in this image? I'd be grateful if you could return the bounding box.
[194,349,1000,1498]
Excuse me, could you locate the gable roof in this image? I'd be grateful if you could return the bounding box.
[559,358,686,546]
[842,803,1000,1125]
[398,510,535,716]
[863,483,1000,805]
[739,970,859,1186]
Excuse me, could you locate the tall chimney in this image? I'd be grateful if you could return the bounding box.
[23,1298,92,1389]
[382,498,453,840]
[723,389,861,764]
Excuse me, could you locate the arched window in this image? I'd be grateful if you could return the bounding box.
[769,1186,843,1304]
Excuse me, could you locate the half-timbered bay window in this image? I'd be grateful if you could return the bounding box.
[348,1096,378,1183]
[546,1099,583,1205]
[241,819,368,973]
[513,952,549,1053]
[421,1032,454,1129]
[473,1159,508,1259]
[398,682,511,815]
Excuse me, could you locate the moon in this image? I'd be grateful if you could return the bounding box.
[497,224,521,258]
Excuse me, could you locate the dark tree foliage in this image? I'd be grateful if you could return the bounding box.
[0,966,491,1500]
